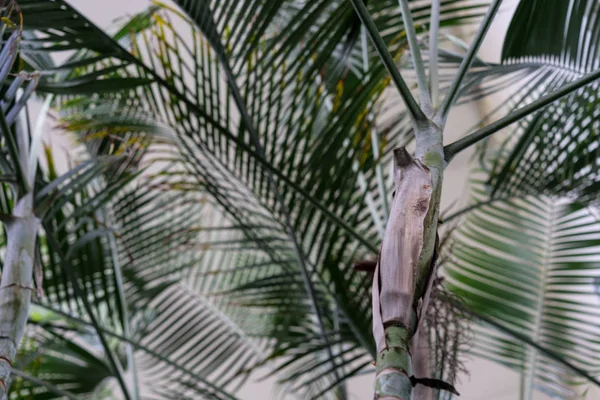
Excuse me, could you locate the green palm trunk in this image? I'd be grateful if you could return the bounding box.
[373,326,413,399]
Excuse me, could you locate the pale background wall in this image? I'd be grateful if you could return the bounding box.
[40,1,600,399]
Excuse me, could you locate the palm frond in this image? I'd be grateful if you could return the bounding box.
[12,320,113,399]
[448,0,600,203]
[14,0,492,396]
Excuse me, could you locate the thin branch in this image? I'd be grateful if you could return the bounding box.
[349,0,427,122]
[439,0,503,119]
[429,0,440,107]
[397,0,432,113]
[444,67,600,160]
[452,300,600,388]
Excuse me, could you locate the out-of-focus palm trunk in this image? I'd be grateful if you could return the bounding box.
[0,195,39,397]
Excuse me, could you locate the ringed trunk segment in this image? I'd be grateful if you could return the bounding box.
[372,148,437,399]
[374,326,413,399]
[0,198,40,396]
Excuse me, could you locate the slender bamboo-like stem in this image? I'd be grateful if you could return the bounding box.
[397,0,432,114]
[444,66,600,160]
[349,0,427,122]
[429,0,440,108]
[412,328,433,400]
[0,78,39,397]
[361,25,390,225]
[439,0,503,120]
[372,146,442,399]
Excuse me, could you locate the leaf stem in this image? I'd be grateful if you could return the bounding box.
[397,0,432,114]
[439,0,503,119]
[349,0,427,122]
[429,0,440,108]
[444,67,600,160]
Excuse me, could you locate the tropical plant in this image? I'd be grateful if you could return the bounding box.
[1,0,600,399]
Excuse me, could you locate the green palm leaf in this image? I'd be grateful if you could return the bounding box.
[453,0,600,202]
[445,173,600,399]
[12,320,113,399]
[0,6,249,397]
[14,0,491,397]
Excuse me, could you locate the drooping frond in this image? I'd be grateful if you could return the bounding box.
[445,172,600,398]
[448,0,600,203]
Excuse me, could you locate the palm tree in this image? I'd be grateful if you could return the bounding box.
[1,0,600,399]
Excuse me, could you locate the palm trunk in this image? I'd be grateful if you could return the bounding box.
[372,325,434,399]
[0,195,39,397]
[373,325,413,399]
[372,124,443,399]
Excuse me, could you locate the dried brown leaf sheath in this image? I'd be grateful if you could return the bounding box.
[372,147,433,352]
